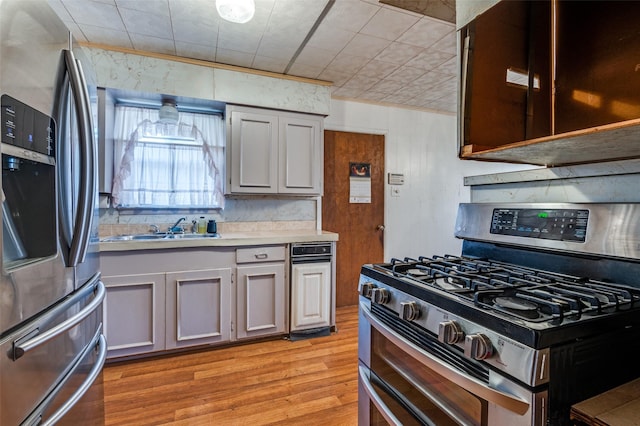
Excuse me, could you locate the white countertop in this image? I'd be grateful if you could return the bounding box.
[99,229,339,252]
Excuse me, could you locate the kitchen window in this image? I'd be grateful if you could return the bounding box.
[111,105,225,208]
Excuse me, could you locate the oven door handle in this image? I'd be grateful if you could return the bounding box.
[361,302,530,416]
[358,365,403,426]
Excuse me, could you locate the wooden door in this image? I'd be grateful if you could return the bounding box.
[323,130,384,307]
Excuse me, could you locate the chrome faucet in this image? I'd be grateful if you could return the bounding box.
[168,217,186,233]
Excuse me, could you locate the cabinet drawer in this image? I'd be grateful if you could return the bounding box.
[236,246,286,263]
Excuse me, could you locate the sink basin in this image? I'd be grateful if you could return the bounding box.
[101,233,221,242]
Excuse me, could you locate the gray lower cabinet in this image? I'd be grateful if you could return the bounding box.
[165,268,232,350]
[290,262,331,331]
[235,246,287,340]
[102,273,166,358]
[101,245,288,359]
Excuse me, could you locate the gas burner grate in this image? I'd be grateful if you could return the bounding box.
[373,254,640,325]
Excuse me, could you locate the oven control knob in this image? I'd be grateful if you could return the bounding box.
[438,320,464,344]
[400,302,420,321]
[464,333,494,360]
[360,282,376,298]
[371,288,390,305]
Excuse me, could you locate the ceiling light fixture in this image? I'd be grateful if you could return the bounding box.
[158,99,179,124]
[216,0,255,24]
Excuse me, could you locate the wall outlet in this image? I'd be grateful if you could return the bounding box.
[391,187,401,197]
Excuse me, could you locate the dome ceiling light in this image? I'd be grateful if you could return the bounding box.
[215,0,255,24]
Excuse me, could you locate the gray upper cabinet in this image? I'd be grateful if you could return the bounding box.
[458,0,640,167]
[226,105,323,195]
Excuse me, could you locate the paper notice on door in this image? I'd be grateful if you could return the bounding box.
[349,162,371,203]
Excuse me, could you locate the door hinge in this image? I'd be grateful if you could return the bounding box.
[231,320,234,332]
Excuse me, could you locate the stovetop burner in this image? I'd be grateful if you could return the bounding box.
[373,255,640,325]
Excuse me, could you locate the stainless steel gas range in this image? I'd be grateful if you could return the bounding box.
[358,203,640,426]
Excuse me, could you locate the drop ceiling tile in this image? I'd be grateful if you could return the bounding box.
[270,0,326,21]
[435,56,457,75]
[217,33,262,55]
[385,65,426,82]
[322,0,380,32]
[382,92,416,104]
[397,17,454,49]
[120,8,172,39]
[342,34,391,59]
[359,90,391,102]
[307,26,356,54]
[286,63,324,79]
[375,41,424,64]
[79,25,133,47]
[60,0,125,31]
[116,0,169,14]
[428,80,458,99]
[251,55,289,73]
[326,53,370,75]
[172,19,218,45]
[357,60,400,80]
[430,30,457,53]
[48,0,73,22]
[317,68,352,87]
[342,74,380,91]
[215,48,255,68]
[175,41,216,62]
[412,70,453,89]
[407,50,454,71]
[129,33,175,55]
[257,40,299,61]
[360,7,420,41]
[294,46,337,68]
[168,0,221,22]
[371,79,405,94]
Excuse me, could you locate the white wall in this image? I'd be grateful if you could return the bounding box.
[325,99,538,260]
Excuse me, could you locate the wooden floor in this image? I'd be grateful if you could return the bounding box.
[103,305,359,425]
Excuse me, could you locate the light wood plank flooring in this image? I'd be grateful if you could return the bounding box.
[103,305,359,425]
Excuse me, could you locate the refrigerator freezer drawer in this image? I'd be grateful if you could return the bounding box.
[0,278,105,425]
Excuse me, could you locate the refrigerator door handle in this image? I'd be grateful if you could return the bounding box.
[64,49,94,267]
[11,277,105,360]
[20,331,107,426]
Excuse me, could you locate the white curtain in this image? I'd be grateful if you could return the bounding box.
[111,106,225,208]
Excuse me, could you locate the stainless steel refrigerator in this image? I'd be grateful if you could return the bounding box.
[0,0,106,424]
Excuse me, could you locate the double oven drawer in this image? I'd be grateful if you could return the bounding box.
[357,299,546,426]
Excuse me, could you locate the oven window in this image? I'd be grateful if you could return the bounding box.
[371,328,487,425]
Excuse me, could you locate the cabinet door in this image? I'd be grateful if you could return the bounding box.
[102,273,166,358]
[230,110,278,193]
[290,262,331,331]
[165,268,232,349]
[278,114,322,195]
[236,263,286,340]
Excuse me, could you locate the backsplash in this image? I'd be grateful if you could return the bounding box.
[98,196,318,237]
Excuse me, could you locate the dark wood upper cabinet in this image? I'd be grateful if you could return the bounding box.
[459,1,640,166]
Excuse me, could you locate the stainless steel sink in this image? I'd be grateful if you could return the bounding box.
[101,233,221,242]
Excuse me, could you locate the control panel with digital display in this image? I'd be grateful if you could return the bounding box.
[490,208,588,242]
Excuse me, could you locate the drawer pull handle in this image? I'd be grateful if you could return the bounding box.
[255,253,268,259]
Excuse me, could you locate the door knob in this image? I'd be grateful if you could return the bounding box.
[376,225,385,231]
